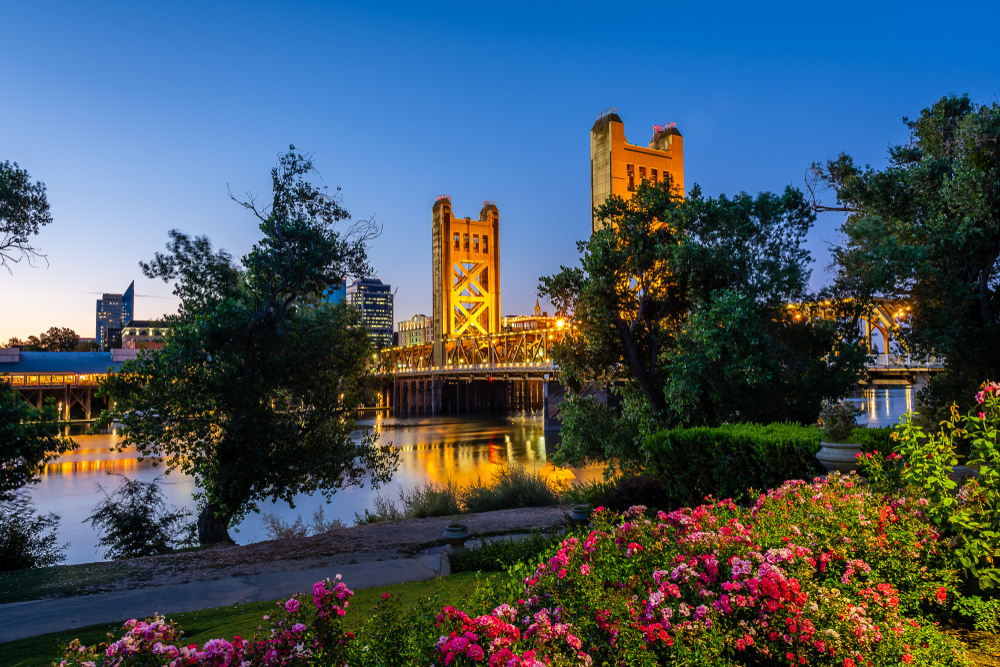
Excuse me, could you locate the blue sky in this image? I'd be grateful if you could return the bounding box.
[2,1,998,341]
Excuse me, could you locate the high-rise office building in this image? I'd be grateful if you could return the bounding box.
[96,281,134,350]
[323,278,348,305]
[347,278,393,349]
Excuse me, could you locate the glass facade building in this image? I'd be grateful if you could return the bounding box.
[347,278,393,349]
[323,278,348,305]
[96,281,134,351]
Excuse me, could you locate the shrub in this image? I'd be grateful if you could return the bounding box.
[818,398,862,442]
[594,474,670,513]
[644,422,824,507]
[852,425,895,453]
[84,475,195,559]
[0,491,66,570]
[863,380,1000,591]
[260,507,345,540]
[559,476,617,506]
[452,531,559,573]
[398,480,460,518]
[354,493,404,526]
[459,463,560,513]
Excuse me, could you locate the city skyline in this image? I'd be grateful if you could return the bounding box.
[2,1,999,342]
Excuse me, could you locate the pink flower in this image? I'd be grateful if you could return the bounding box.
[382,592,392,600]
[285,598,299,613]
[580,564,590,575]
[902,654,914,664]
[292,622,306,632]
[979,412,986,420]
[936,586,947,602]
[467,644,484,660]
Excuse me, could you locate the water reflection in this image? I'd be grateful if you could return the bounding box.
[847,386,915,428]
[29,414,603,565]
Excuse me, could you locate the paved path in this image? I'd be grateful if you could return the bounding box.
[0,558,440,643]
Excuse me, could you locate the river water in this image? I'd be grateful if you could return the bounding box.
[26,387,916,566]
[29,413,604,565]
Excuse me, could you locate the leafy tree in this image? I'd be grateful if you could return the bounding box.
[539,181,867,468]
[0,379,76,501]
[96,147,398,544]
[0,161,53,271]
[814,94,1000,421]
[40,327,79,351]
[85,475,195,559]
[0,491,67,570]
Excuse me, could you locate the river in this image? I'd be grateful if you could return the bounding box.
[25,387,915,566]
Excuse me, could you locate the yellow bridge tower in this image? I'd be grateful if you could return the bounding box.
[431,196,501,365]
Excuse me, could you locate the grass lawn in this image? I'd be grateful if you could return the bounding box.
[0,561,146,606]
[0,572,497,667]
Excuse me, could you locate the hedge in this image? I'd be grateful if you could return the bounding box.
[644,422,824,506]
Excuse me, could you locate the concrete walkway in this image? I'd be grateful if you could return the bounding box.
[0,557,441,643]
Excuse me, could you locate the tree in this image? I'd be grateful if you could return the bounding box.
[0,161,53,271]
[0,380,76,501]
[814,94,1000,420]
[39,327,79,351]
[96,147,398,544]
[85,475,195,560]
[6,328,80,351]
[539,181,867,468]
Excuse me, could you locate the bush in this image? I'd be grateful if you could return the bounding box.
[452,531,559,573]
[260,507,345,540]
[353,493,404,526]
[459,463,561,513]
[398,480,460,518]
[0,491,66,570]
[84,475,195,559]
[594,474,670,513]
[852,425,895,454]
[48,475,976,667]
[644,422,824,507]
[559,476,617,506]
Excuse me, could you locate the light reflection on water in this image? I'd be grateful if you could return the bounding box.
[847,386,915,428]
[30,414,603,565]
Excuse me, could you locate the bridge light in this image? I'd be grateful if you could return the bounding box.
[556,319,565,329]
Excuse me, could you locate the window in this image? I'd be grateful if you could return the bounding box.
[454,233,460,250]
[651,168,658,184]
[482,235,488,252]
[627,164,635,191]
[638,166,646,183]
[473,235,479,252]
[464,233,470,250]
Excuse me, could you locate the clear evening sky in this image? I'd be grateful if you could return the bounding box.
[1,1,998,342]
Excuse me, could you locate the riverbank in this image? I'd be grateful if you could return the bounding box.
[0,505,569,605]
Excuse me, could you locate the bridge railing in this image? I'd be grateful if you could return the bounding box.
[868,354,945,369]
[384,361,556,376]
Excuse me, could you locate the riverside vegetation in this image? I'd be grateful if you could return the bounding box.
[31,383,1000,666]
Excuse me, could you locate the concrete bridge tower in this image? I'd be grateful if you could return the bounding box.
[590,109,684,233]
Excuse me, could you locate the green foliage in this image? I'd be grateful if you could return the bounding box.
[0,491,66,571]
[5,327,79,351]
[818,398,863,442]
[539,179,867,469]
[886,384,1000,590]
[0,160,52,270]
[353,494,405,526]
[551,393,642,475]
[459,463,561,514]
[558,477,617,506]
[84,475,196,560]
[852,425,896,453]
[452,531,559,573]
[644,422,825,506]
[822,94,1000,421]
[952,594,1000,633]
[398,479,460,518]
[0,379,75,501]
[95,147,398,544]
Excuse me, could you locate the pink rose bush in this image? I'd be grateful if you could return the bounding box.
[434,475,968,666]
[56,576,355,667]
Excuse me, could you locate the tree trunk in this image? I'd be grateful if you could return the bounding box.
[615,319,669,415]
[198,501,235,545]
